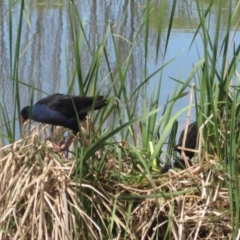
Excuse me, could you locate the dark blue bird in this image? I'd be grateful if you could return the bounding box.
[21,93,106,150]
[174,121,198,160]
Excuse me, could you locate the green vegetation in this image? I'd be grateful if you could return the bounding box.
[0,0,240,239]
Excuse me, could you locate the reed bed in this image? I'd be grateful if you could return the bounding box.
[0,123,234,240]
[1,0,240,239]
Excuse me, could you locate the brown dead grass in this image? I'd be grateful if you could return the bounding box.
[0,125,233,240]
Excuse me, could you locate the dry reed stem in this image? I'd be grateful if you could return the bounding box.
[181,83,195,170]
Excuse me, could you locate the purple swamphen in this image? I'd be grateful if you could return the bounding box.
[21,93,106,151]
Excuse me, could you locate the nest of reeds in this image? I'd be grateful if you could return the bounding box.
[0,123,233,240]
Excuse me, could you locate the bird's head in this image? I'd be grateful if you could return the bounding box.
[20,106,30,124]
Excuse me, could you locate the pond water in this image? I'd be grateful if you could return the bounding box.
[0,0,240,144]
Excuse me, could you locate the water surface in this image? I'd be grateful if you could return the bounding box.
[0,0,239,143]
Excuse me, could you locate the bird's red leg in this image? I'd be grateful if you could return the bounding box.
[50,131,90,153]
[47,134,74,152]
[59,135,75,151]
[49,135,74,152]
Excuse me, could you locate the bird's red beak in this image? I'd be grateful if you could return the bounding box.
[21,116,26,125]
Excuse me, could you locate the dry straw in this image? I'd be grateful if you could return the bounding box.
[0,123,232,239]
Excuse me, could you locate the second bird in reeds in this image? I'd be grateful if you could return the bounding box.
[174,121,198,159]
[174,122,198,169]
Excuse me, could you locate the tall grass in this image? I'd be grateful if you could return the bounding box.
[0,0,25,143]
[0,0,240,239]
[11,0,24,140]
[194,0,240,238]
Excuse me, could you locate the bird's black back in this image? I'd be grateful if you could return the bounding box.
[36,93,106,120]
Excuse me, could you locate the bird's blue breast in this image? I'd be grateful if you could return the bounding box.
[31,104,77,129]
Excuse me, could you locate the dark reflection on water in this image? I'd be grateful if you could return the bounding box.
[0,0,239,142]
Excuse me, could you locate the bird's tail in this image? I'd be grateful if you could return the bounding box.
[79,96,106,114]
[92,96,107,110]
